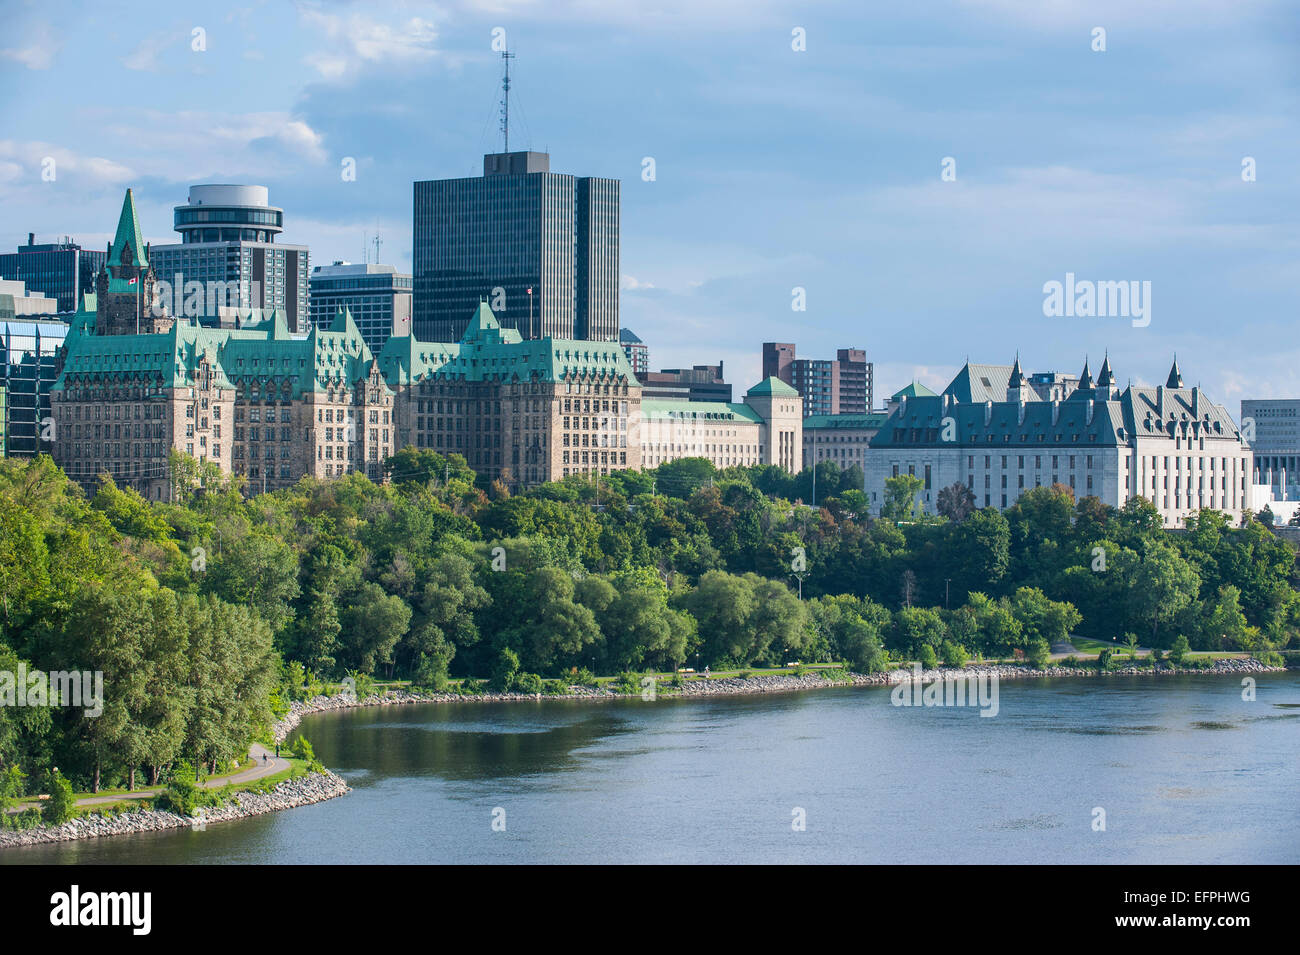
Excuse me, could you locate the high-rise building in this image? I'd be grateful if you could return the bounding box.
[0,235,105,313]
[1241,398,1300,500]
[619,328,648,378]
[1,318,66,457]
[413,151,619,343]
[310,262,412,355]
[640,363,732,402]
[761,342,874,417]
[150,184,311,332]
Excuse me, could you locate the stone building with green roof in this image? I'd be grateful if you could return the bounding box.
[51,190,395,499]
[380,301,640,489]
[641,376,803,474]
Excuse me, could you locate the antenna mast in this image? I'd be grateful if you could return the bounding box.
[499,49,516,153]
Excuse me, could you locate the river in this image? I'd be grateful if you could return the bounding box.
[7,672,1298,864]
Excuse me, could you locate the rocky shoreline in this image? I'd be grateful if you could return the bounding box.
[272,657,1285,740]
[0,770,350,849]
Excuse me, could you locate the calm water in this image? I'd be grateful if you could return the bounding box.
[7,672,1299,864]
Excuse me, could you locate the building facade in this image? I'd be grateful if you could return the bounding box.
[150,184,311,332]
[50,190,393,500]
[1241,398,1300,500]
[640,377,802,474]
[803,411,887,471]
[864,357,1252,527]
[309,262,412,356]
[1,319,65,457]
[761,342,874,417]
[0,235,105,314]
[380,302,639,490]
[413,151,619,344]
[640,363,732,402]
[619,328,648,378]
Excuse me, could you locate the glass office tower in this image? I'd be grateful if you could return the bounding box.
[413,151,619,343]
[0,236,105,314]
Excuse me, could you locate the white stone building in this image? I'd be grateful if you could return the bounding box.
[864,357,1253,526]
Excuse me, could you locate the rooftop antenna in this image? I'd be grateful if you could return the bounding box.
[499,49,516,153]
[373,233,382,265]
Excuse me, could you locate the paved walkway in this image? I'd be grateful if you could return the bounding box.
[7,742,291,812]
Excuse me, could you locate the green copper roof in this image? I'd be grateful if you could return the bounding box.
[55,305,387,399]
[109,188,148,270]
[377,303,635,386]
[891,380,937,399]
[640,398,763,424]
[745,376,798,397]
[803,412,888,430]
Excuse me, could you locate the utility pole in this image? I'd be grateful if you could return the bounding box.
[945,578,951,610]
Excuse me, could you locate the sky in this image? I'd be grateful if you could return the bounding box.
[1,0,1298,410]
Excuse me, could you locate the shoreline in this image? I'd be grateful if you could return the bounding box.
[0,770,349,850]
[272,657,1285,742]
[4,658,1282,850]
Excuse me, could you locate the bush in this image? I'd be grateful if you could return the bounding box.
[541,679,568,695]
[570,667,598,687]
[737,670,752,680]
[1254,651,1285,668]
[1168,634,1190,665]
[1097,648,1116,671]
[818,666,850,683]
[514,671,543,695]
[940,641,969,668]
[1027,639,1051,669]
[156,762,199,816]
[459,678,487,695]
[41,769,76,826]
[614,671,641,694]
[917,645,938,670]
[490,648,520,693]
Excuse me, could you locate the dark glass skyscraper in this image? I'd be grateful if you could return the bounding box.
[413,151,619,343]
[0,235,105,313]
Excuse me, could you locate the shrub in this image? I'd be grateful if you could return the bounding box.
[614,672,641,694]
[1027,639,1051,669]
[1254,651,1285,668]
[41,769,76,826]
[1168,634,1190,665]
[156,762,199,816]
[1097,648,1116,671]
[570,667,598,687]
[460,678,487,695]
[940,641,969,668]
[917,645,938,670]
[737,670,752,680]
[514,671,543,695]
[490,648,520,692]
[541,679,568,695]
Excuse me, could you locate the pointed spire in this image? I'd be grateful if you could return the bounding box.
[1078,356,1093,389]
[1009,353,1025,386]
[111,188,148,270]
[1166,354,1183,389]
[1096,351,1114,387]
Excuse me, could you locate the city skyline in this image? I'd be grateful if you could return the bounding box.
[1,0,1297,405]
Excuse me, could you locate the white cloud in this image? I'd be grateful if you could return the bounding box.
[621,274,656,290]
[298,4,439,78]
[0,141,135,186]
[0,20,60,70]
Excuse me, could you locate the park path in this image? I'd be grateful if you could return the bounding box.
[7,742,290,812]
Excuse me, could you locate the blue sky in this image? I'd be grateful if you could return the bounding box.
[2,0,1297,408]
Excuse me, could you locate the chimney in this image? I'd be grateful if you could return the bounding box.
[1052,400,1060,426]
[984,400,992,426]
[27,232,34,246]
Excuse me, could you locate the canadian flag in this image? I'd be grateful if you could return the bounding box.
[128,276,138,285]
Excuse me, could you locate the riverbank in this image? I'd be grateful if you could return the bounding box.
[0,771,349,849]
[272,657,1284,741]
